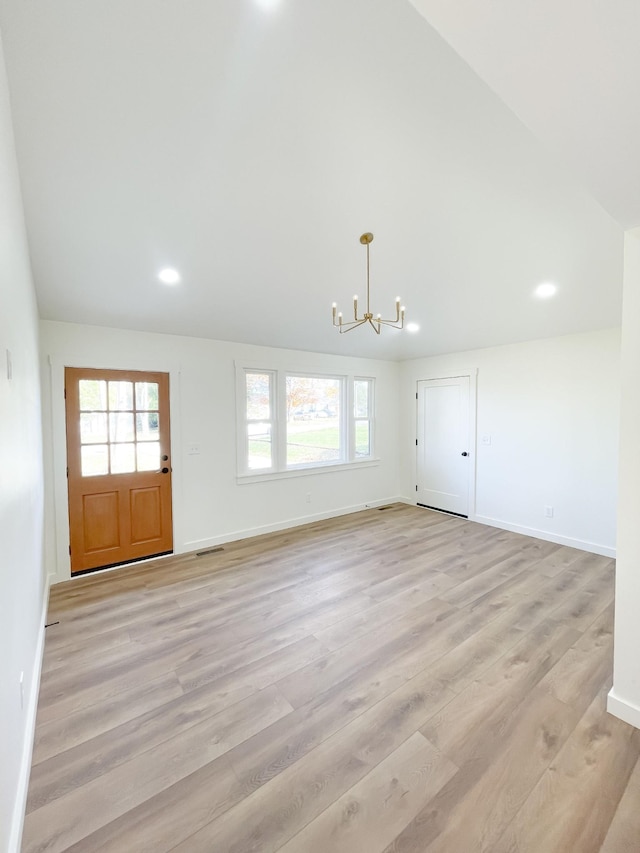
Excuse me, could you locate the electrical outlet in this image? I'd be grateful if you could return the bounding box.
[187,444,200,455]
[481,434,491,445]
[544,505,554,518]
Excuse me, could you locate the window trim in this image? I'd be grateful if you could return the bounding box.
[237,457,380,485]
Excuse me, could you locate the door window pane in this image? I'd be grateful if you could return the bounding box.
[136,382,159,410]
[81,444,109,476]
[137,441,160,471]
[248,423,272,469]
[79,380,107,411]
[111,443,136,473]
[108,381,133,411]
[75,374,167,479]
[109,412,135,443]
[80,412,108,444]
[136,412,160,440]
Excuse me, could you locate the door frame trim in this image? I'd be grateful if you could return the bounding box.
[415,369,478,521]
[47,355,183,584]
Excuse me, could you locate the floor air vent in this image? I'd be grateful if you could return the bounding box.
[195,547,225,557]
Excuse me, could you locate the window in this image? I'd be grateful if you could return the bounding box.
[239,369,375,477]
[354,378,373,458]
[286,375,341,466]
[78,378,161,476]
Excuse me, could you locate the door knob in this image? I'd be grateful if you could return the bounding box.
[161,467,170,474]
[161,454,169,461]
[461,452,469,457]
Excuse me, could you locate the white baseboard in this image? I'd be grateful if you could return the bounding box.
[398,500,615,557]
[607,689,640,730]
[9,574,51,853]
[473,514,615,558]
[182,497,405,553]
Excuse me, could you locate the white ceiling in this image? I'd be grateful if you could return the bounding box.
[0,0,625,360]
[409,0,640,230]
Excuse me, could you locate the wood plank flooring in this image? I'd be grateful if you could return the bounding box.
[23,504,640,853]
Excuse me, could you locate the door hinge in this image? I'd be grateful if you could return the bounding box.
[415,485,418,492]
[415,439,418,446]
[68,546,71,556]
[66,467,69,478]
[416,392,418,400]
[64,387,66,399]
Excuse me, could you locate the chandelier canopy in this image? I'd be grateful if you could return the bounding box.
[332,233,405,334]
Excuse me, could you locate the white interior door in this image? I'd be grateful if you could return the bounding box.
[417,376,471,516]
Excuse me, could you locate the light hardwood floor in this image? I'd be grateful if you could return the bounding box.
[23,505,640,852]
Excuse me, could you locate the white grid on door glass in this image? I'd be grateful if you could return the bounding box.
[78,379,161,476]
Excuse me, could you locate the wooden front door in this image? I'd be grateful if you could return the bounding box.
[65,367,173,574]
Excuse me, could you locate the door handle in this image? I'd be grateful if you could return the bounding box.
[461,452,469,457]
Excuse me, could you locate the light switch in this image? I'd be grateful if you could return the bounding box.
[187,444,201,455]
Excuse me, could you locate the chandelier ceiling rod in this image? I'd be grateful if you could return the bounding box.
[332,233,405,334]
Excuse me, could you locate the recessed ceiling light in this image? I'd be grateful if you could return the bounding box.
[255,0,281,9]
[534,282,557,299]
[158,268,181,285]
[406,323,420,333]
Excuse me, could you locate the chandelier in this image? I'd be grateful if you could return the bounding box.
[332,233,405,334]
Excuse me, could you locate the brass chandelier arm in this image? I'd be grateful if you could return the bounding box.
[331,232,406,335]
[333,315,404,334]
[333,317,369,334]
[376,319,404,328]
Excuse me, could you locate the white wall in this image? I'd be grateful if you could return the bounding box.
[39,320,403,584]
[0,31,47,853]
[609,228,640,729]
[400,328,620,556]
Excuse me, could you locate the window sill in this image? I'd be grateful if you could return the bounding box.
[236,458,380,485]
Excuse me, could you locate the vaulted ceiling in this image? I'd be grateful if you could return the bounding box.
[409,0,640,230]
[0,0,628,360]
